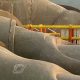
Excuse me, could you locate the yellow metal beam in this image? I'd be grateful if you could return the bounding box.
[24,25,80,29]
[61,37,69,40]
[47,32,60,36]
[72,37,80,40]
[61,37,80,40]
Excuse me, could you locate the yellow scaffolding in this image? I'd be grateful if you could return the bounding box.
[23,24,80,42]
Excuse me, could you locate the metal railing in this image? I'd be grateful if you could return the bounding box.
[24,24,80,44]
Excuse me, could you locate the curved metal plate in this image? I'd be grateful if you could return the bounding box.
[0,10,22,26]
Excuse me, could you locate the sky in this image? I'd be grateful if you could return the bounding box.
[50,0,80,10]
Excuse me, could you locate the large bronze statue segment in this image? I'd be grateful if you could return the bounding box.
[0,0,80,25]
[0,0,66,24]
[58,45,80,60]
[0,46,80,80]
[0,16,80,75]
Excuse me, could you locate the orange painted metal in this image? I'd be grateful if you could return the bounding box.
[69,29,74,43]
[40,28,43,32]
[43,28,47,33]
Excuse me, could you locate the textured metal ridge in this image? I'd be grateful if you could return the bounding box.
[8,19,15,52]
